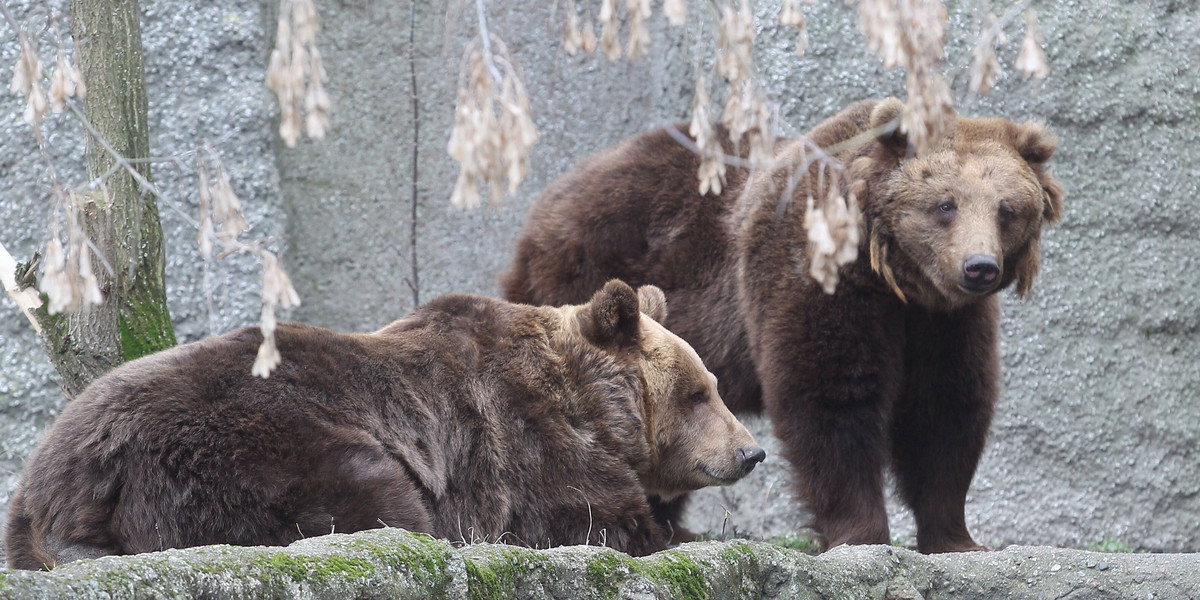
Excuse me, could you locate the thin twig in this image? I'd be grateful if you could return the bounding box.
[407,0,421,308]
[969,0,1035,59]
[65,100,163,200]
[64,99,208,230]
[0,2,20,34]
[662,114,901,174]
[473,0,504,84]
[0,239,44,333]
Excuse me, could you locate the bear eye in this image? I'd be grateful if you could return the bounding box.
[936,199,957,214]
[998,202,1016,224]
[689,390,709,406]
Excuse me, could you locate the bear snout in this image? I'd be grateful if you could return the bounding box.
[961,254,1000,292]
[738,446,767,475]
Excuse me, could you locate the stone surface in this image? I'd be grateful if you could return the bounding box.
[2,528,1200,600]
[1,0,1198,564]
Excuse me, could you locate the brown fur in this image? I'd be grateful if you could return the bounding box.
[502,98,1064,553]
[5,281,763,570]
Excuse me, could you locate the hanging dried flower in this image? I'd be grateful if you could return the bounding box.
[805,171,862,294]
[76,235,103,307]
[855,0,952,155]
[1015,10,1050,79]
[598,0,622,60]
[713,0,775,166]
[39,232,71,314]
[251,251,301,378]
[49,48,86,114]
[197,145,300,378]
[626,0,651,60]
[664,0,687,26]
[779,0,811,56]
[581,16,599,53]
[690,77,726,196]
[564,0,584,54]
[266,0,330,147]
[969,14,1005,95]
[716,0,754,83]
[448,28,538,209]
[10,32,48,126]
[38,191,105,315]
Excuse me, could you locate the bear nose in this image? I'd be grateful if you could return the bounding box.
[738,447,766,474]
[962,254,1000,291]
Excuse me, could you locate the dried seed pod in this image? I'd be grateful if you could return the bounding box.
[664,0,686,26]
[267,0,330,147]
[1015,10,1050,79]
[564,0,583,54]
[690,77,726,196]
[969,14,1005,95]
[448,32,538,209]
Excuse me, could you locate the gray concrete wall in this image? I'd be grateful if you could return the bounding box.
[1,0,1197,562]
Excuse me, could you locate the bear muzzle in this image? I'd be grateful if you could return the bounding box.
[961,253,1001,293]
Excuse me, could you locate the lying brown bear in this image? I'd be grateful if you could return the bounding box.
[503,98,1065,553]
[5,280,764,570]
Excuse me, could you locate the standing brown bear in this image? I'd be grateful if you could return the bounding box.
[6,281,764,570]
[503,98,1065,553]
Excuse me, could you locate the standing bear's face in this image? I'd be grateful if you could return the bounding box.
[860,98,1066,310]
[574,281,765,500]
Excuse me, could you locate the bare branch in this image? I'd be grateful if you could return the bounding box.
[0,240,44,333]
[407,0,421,307]
[474,0,504,84]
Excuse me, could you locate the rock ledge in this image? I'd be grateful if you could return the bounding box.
[1,529,1196,599]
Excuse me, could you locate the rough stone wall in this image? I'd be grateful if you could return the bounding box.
[1,0,1198,561]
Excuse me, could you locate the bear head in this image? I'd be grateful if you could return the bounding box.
[854,97,1066,310]
[575,280,765,500]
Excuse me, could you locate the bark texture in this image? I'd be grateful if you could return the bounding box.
[32,0,177,398]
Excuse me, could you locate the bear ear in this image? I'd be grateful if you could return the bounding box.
[636,285,667,322]
[1010,121,1065,224]
[580,279,641,347]
[869,97,908,153]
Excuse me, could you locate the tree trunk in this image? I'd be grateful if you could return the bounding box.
[30,0,176,398]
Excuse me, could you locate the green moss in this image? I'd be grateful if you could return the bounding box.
[352,535,444,573]
[464,547,554,600]
[342,533,454,594]
[253,553,374,583]
[635,551,707,600]
[586,551,634,600]
[719,540,761,569]
[585,548,711,600]
[1087,539,1137,553]
[119,288,176,361]
[772,535,821,555]
[464,558,500,600]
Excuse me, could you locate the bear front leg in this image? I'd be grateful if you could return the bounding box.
[892,300,999,553]
[751,291,906,551]
[647,494,698,544]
